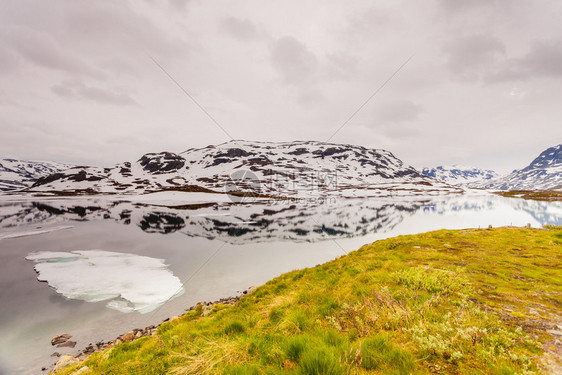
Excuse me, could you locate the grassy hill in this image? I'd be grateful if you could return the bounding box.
[56,227,562,374]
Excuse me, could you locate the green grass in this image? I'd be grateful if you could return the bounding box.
[56,227,562,374]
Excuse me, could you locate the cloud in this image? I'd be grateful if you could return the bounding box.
[220,17,259,40]
[0,39,19,73]
[374,99,424,123]
[5,26,101,78]
[512,38,562,79]
[169,0,191,11]
[52,80,136,106]
[0,0,560,174]
[438,0,498,14]
[442,34,506,80]
[444,34,562,83]
[270,36,318,85]
[378,123,422,139]
[296,89,325,107]
[485,39,562,82]
[64,4,189,59]
[325,52,357,80]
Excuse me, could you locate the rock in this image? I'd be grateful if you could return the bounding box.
[51,352,61,357]
[57,340,77,348]
[72,366,90,374]
[121,332,135,342]
[135,331,143,338]
[51,333,72,346]
[53,355,78,373]
[202,305,213,317]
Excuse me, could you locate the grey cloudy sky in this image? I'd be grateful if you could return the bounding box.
[1,0,561,173]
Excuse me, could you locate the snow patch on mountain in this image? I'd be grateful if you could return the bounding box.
[422,165,498,187]
[27,141,463,197]
[0,159,73,191]
[478,144,562,191]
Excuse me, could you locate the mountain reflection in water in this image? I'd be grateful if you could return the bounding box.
[1,195,560,244]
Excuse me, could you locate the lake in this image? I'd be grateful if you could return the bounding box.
[0,192,560,374]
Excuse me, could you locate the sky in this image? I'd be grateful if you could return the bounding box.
[0,0,561,174]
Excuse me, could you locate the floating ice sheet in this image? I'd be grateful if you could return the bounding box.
[0,225,73,240]
[26,250,184,313]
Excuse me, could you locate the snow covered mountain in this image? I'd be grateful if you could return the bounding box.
[28,141,462,197]
[478,144,562,191]
[0,159,73,191]
[421,165,498,187]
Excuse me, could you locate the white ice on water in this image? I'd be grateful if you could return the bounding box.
[0,225,73,240]
[26,250,184,313]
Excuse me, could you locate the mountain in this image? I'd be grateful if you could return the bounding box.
[421,165,498,187]
[0,159,73,191]
[478,144,562,191]
[27,140,462,197]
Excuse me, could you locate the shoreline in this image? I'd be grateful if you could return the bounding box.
[46,227,562,374]
[48,288,255,373]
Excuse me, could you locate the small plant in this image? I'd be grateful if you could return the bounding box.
[326,290,409,336]
[285,336,307,362]
[225,321,245,335]
[340,343,362,375]
[393,266,472,296]
[300,350,342,375]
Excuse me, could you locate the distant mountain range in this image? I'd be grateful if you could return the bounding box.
[0,159,72,191]
[24,141,460,197]
[477,144,562,191]
[1,142,560,195]
[421,166,498,187]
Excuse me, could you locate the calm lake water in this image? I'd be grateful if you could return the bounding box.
[0,192,560,374]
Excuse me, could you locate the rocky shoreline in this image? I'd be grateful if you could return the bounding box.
[47,288,255,374]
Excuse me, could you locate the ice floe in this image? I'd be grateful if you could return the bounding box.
[0,225,73,240]
[26,250,184,313]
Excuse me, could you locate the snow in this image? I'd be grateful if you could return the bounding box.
[0,225,73,240]
[26,250,184,313]
[24,140,454,197]
[0,158,73,191]
[422,165,498,186]
[478,145,562,191]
